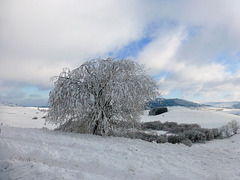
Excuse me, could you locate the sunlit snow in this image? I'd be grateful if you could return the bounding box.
[1,104,240,179]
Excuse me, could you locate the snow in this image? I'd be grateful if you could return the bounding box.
[1,104,240,179]
[0,105,56,129]
[141,106,240,128]
[204,101,239,108]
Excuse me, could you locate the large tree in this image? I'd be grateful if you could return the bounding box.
[47,58,159,135]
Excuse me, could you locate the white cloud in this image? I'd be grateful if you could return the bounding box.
[158,62,240,102]
[0,0,151,88]
[1,0,240,104]
[138,27,187,73]
[135,0,240,102]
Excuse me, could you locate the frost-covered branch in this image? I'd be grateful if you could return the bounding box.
[47,58,160,135]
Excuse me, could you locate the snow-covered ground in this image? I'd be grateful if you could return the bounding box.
[141,106,240,128]
[1,105,240,179]
[0,105,56,129]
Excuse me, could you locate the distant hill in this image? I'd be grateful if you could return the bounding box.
[147,99,240,109]
[205,101,240,109]
[147,98,204,109]
[0,102,19,107]
[233,103,240,109]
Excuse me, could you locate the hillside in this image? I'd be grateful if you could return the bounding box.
[147,98,204,109]
[1,105,240,179]
[204,101,240,109]
[141,106,240,129]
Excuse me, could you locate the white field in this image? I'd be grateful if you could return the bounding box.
[1,105,240,180]
[0,105,56,129]
[141,106,240,128]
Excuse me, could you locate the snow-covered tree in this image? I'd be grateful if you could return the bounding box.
[47,58,159,135]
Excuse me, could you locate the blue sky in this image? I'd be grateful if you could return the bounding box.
[1,0,240,106]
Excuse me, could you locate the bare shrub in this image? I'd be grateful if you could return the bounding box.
[199,128,214,141]
[141,121,201,133]
[218,124,235,138]
[169,123,201,133]
[211,128,219,138]
[181,139,192,147]
[156,135,167,143]
[163,122,178,131]
[141,120,240,145]
[111,119,141,131]
[123,130,167,143]
[183,130,206,143]
[141,121,163,130]
[228,120,240,134]
[167,135,182,144]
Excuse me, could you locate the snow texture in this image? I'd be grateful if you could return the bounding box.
[1,105,240,179]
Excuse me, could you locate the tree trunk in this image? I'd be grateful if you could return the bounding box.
[93,119,99,135]
[93,111,106,135]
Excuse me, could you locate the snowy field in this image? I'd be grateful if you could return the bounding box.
[1,105,240,179]
[141,106,240,128]
[0,105,56,129]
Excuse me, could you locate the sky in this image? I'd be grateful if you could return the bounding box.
[1,0,240,106]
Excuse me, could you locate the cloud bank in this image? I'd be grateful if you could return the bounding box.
[1,0,240,105]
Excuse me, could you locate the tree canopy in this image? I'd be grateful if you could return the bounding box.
[47,58,159,135]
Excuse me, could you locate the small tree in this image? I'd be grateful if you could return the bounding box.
[47,58,159,135]
[228,120,240,134]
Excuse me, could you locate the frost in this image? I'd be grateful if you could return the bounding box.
[47,58,159,135]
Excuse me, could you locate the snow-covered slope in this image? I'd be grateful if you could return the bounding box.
[1,125,240,180]
[1,105,240,179]
[141,106,240,128]
[0,105,56,129]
